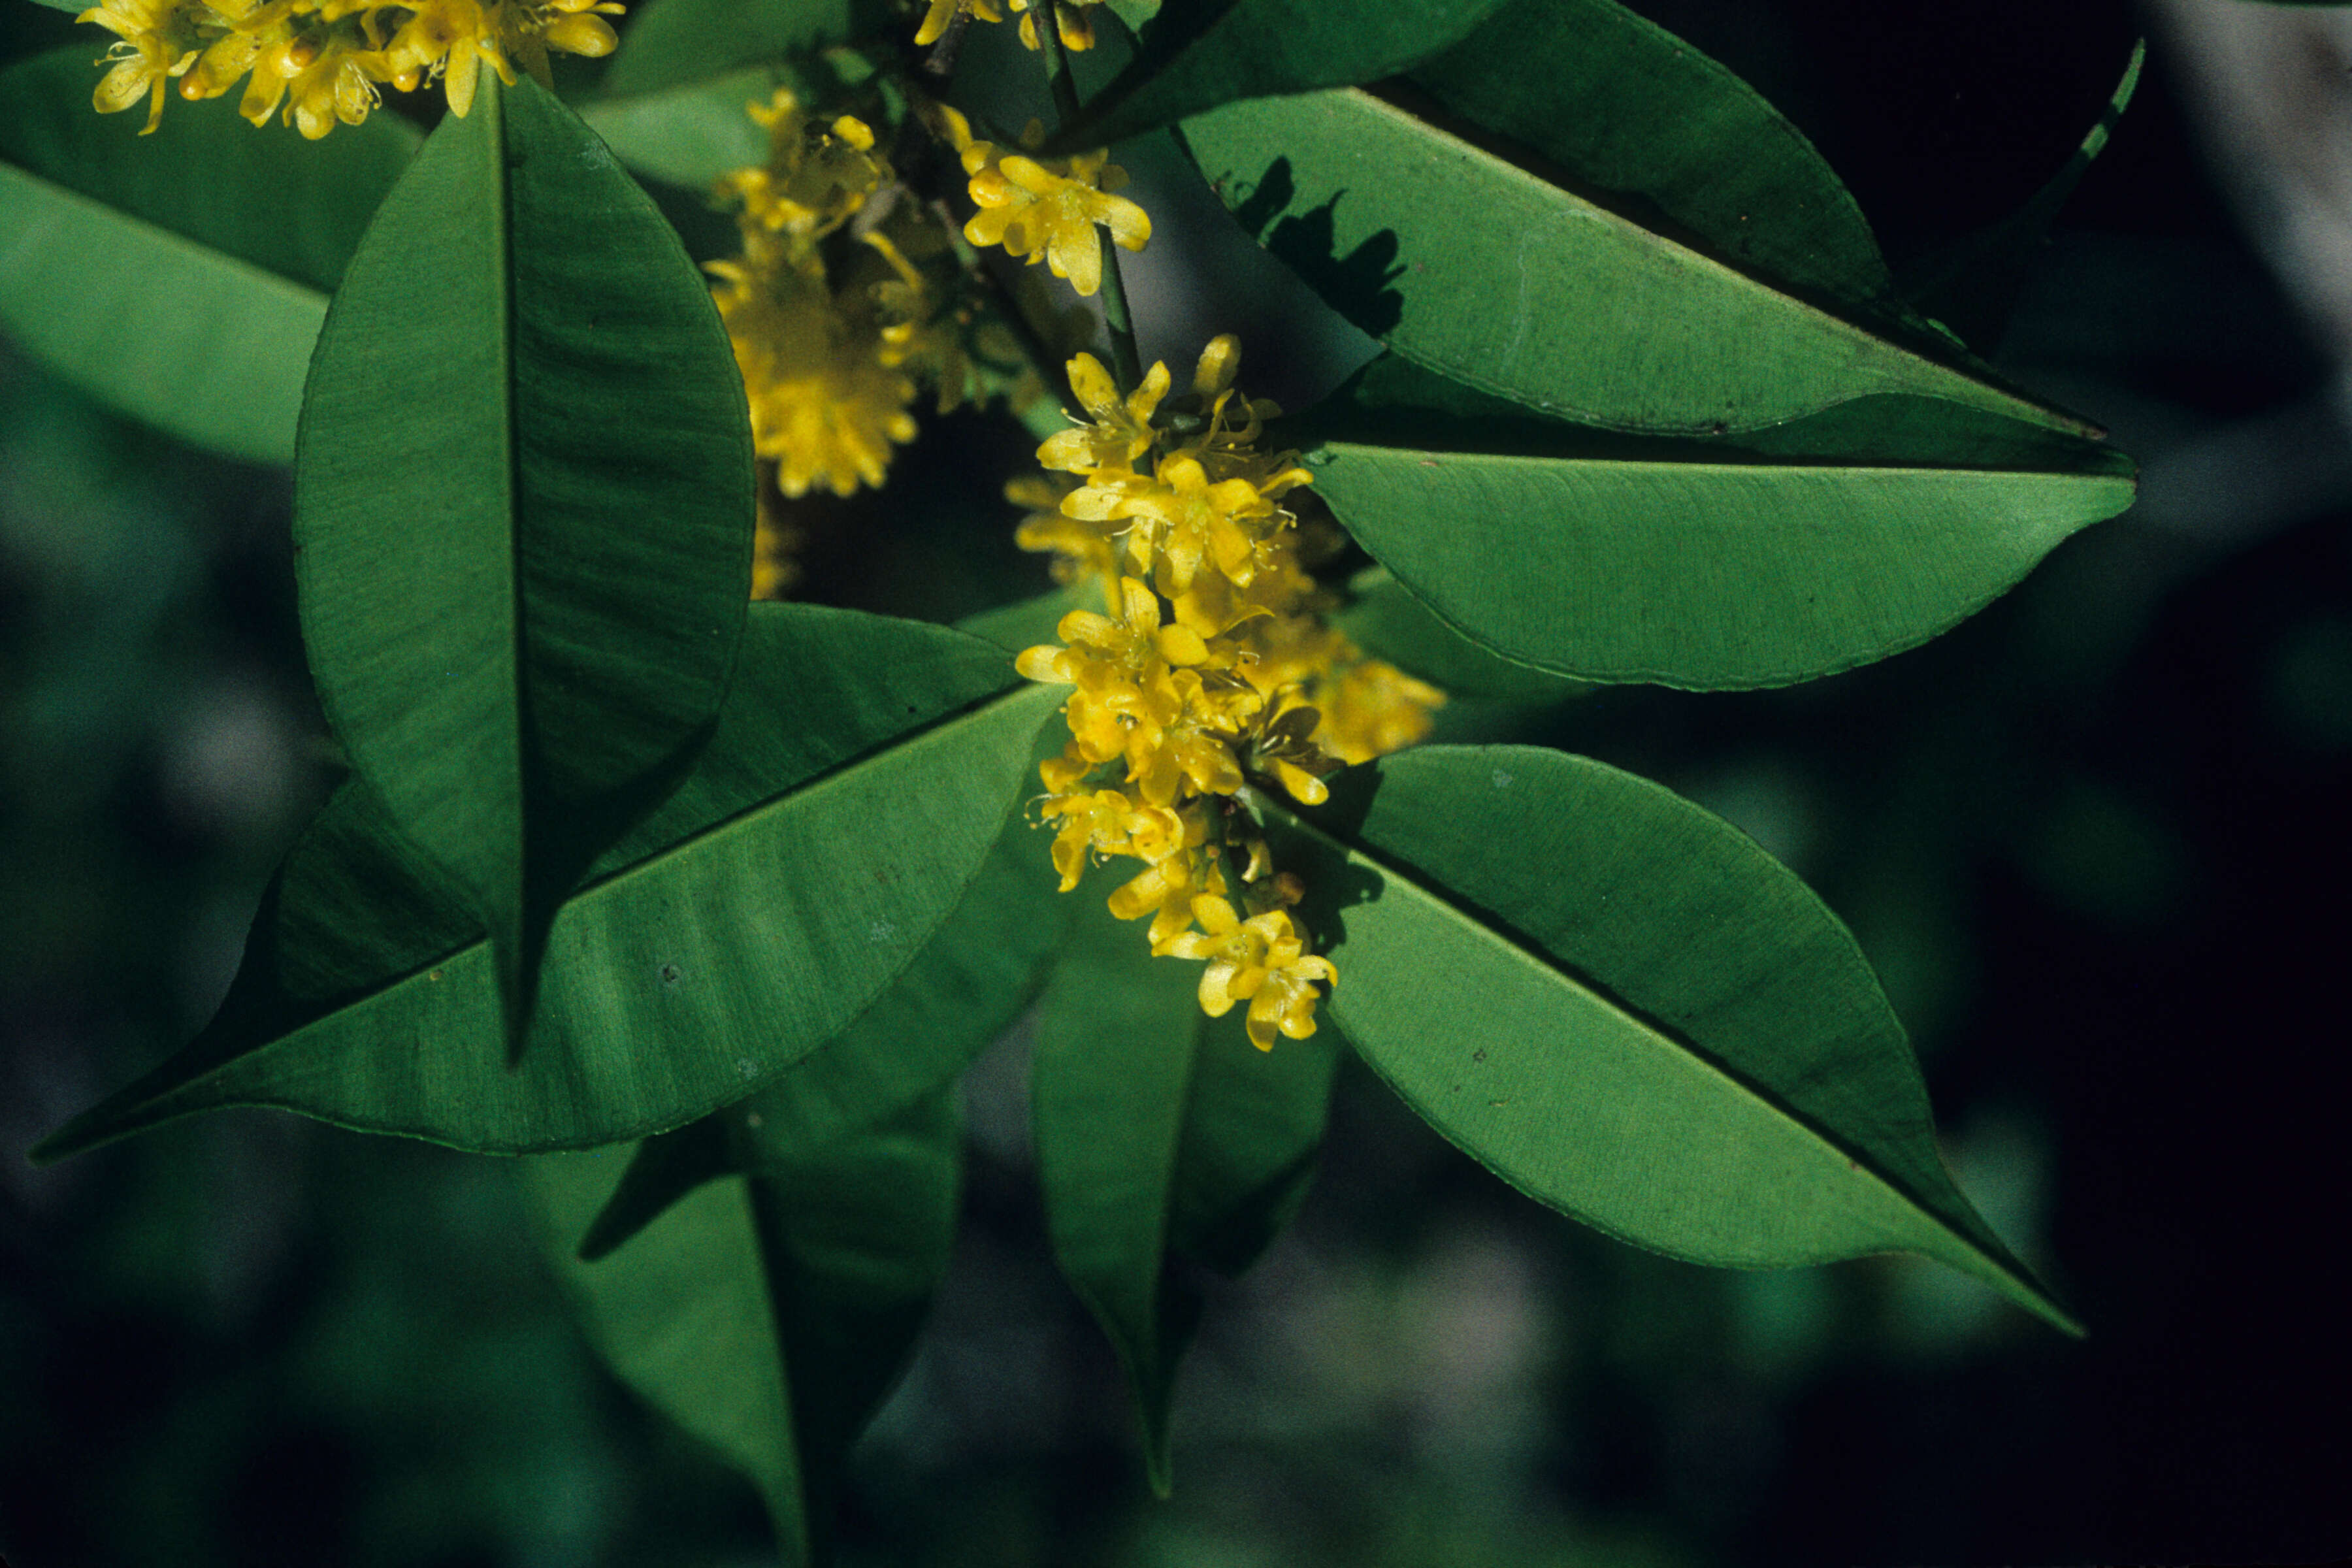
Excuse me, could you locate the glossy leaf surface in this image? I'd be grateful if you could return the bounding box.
[294,78,755,1045]
[1409,0,1895,309]
[527,1086,960,1557]
[1049,0,1509,150]
[1183,90,2092,437]
[1258,746,2078,1333]
[32,608,1060,1160]
[1303,361,2135,688]
[0,46,416,460]
[1034,895,1338,1490]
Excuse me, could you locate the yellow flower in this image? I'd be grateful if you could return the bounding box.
[1102,452,1291,592]
[1156,896,1335,1051]
[1010,0,1093,50]
[1038,352,1166,476]
[1245,702,1339,807]
[1014,576,1202,763]
[1009,472,1118,587]
[719,90,887,242]
[1314,657,1445,765]
[1107,840,1224,947]
[913,0,1002,46]
[276,32,380,139]
[964,146,1149,297]
[80,0,196,134]
[710,255,919,498]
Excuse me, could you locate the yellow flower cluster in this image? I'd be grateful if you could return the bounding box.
[937,106,1147,299]
[708,90,984,506]
[77,0,619,137]
[1015,339,1445,1049]
[914,0,1100,52]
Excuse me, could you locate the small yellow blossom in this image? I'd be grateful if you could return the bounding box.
[1039,353,1166,476]
[1156,897,1336,1051]
[1011,0,1095,51]
[913,0,1002,46]
[78,0,625,136]
[964,144,1149,298]
[709,253,919,499]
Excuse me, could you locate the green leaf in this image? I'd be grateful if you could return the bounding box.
[581,64,791,188]
[1183,89,2095,438]
[956,581,1097,654]
[527,1085,961,1558]
[1048,0,1512,152]
[31,606,1062,1160]
[747,802,1072,1154]
[1901,39,2146,351]
[1033,891,1339,1492]
[1299,357,2135,689]
[605,0,853,96]
[1332,568,1582,701]
[1256,745,2079,1334]
[293,77,755,1050]
[0,46,416,460]
[1407,0,1895,310]
[1032,898,1204,1495]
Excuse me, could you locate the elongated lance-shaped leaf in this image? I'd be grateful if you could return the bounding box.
[0,47,416,461]
[1298,357,2135,689]
[1900,39,2146,351]
[1033,901,1203,1496]
[527,1085,961,1561]
[1033,892,1339,1493]
[1042,0,1511,152]
[1407,0,1897,314]
[31,607,1062,1160]
[1254,746,2080,1335]
[293,77,755,1055]
[1182,89,2097,438]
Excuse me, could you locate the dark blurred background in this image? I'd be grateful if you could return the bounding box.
[3,1,2347,1564]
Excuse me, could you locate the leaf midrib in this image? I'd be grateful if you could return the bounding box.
[287,679,1053,1037]
[1250,783,1999,1275]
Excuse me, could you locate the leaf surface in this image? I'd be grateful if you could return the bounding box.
[1033,893,1337,1490]
[1183,89,2093,438]
[1301,359,2134,688]
[1048,0,1510,150]
[32,606,1060,1160]
[748,804,1071,1154]
[1332,568,1582,701]
[293,77,755,1047]
[527,1085,960,1559]
[0,46,416,460]
[1257,746,2078,1333]
[1407,0,1894,310]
